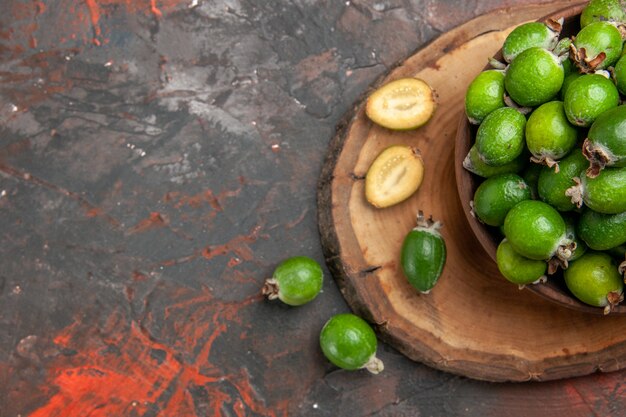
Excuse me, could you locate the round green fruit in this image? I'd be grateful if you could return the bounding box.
[472,173,531,227]
[401,212,447,293]
[578,209,626,250]
[465,70,506,124]
[571,21,623,71]
[463,144,527,178]
[580,0,626,28]
[537,148,588,212]
[505,47,564,107]
[262,256,323,306]
[563,73,619,127]
[614,55,626,95]
[583,105,626,177]
[320,313,384,374]
[502,21,560,63]
[476,107,526,166]
[564,251,624,313]
[496,238,547,287]
[525,100,578,168]
[566,166,626,214]
[503,200,571,261]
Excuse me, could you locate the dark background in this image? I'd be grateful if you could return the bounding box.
[1,0,625,416]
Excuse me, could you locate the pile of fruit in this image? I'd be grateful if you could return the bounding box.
[464,0,626,314]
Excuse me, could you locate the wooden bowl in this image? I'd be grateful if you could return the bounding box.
[454,4,626,315]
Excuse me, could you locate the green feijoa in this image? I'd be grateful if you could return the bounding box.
[476,107,526,166]
[319,313,384,374]
[522,163,543,199]
[563,213,588,261]
[262,256,323,306]
[505,47,564,107]
[583,105,626,177]
[566,166,626,214]
[465,70,506,124]
[578,209,626,250]
[563,73,619,127]
[400,212,446,293]
[525,101,578,168]
[560,71,582,100]
[562,57,574,76]
[563,251,624,313]
[615,55,626,95]
[463,144,527,178]
[496,238,547,287]
[503,200,571,261]
[472,173,531,226]
[502,21,560,63]
[571,21,623,71]
[537,148,588,212]
[580,0,626,28]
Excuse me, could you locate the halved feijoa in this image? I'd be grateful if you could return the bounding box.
[366,78,436,130]
[365,145,424,208]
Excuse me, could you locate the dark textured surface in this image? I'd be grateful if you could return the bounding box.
[1,0,625,416]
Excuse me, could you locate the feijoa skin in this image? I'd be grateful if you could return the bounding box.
[571,21,624,72]
[580,0,626,28]
[400,212,446,294]
[503,200,571,261]
[583,105,626,177]
[567,166,626,214]
[472,173,531,227]
[465,70,506,124]
[563,73,619,127]
[563,213,588,261]
[522,163,543,199]
[537,149,588,212]
[614,55,626,95]
[476,107,526,166]
[262,256,323,306]
[560,71,582,99]
[496,239,547,287]
[578,209,626,250]
[504,47,564,107]
[319,314,384,374]
[463,145,527,178]
[563,251,624,313]
[525,101,578,168]
[502,21,560,63]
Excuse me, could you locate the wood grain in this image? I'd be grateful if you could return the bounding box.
[318,1,626,382]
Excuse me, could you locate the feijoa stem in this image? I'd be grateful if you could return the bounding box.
[364,355,384,374]
[618,257,626,278]
[582,138,613,178]
[604,291,624,315]
[262,278,280,300]
[530,154,560,173]
[414,210,442,234]
[565,177,584,208]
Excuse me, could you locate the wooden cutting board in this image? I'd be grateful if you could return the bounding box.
[317,1,626,382]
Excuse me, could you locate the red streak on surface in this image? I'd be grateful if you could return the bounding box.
[128,211,168,234]
[150,0,163,18]
[84,0,102,45]
[32,290,286,417]
[201,225,265,262]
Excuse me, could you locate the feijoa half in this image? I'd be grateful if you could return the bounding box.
[366,78,436,130]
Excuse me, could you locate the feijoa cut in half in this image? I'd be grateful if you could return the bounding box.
[564,251,624,314]
[582,105,626,177]
[496,238,547,288]
[566,166,626,214]
[366,78,436,130]
[319,313,384,374]
[365,145,424,208]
